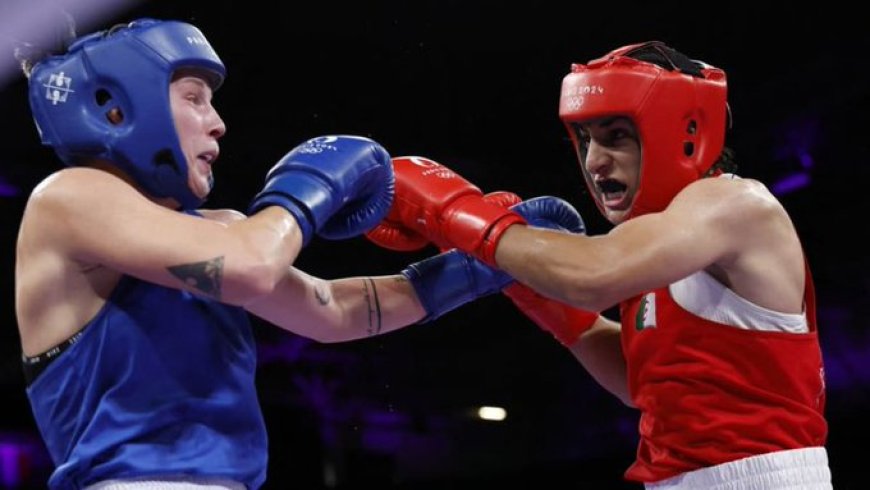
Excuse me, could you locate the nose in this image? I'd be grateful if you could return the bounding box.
[207,106,227,139]
[584,140,611,177]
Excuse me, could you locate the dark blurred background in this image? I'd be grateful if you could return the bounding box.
[1,1,869,488]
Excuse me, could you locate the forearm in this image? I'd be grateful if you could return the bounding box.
[325,275,427,342]
[494,225,618,311]
[211,207,304,304]
[247,269,425,343]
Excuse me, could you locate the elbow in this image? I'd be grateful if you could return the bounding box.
[225,219,302,302]
[226,254,288,302]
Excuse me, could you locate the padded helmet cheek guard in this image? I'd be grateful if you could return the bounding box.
[28,18,226,210]
[558,41,728,219]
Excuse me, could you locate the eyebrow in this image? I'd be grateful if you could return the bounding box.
[178,77,209,89]
[594,117,627,129]
[578,116,624,133]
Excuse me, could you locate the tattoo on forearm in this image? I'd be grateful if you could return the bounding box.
[314,283,331,305]
[363,277,383,336]
[168,256,224,299]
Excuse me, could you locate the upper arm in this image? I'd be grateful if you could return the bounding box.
[27,168,301,303]
[598,178,780,298]
[497,178,776,309]
[589,180,738,297]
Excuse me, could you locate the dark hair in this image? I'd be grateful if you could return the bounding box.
[624,42,707,78]
[708,146,738,176]
[627,42,736,177]
[13,10,77,78]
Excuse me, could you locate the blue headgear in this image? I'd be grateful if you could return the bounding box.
[28,18,226,209]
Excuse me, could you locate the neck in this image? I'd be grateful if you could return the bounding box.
[88,159,182,210]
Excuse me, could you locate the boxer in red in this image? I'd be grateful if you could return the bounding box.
[368,41,832,489]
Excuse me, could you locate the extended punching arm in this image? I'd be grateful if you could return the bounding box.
[386,194,599,344]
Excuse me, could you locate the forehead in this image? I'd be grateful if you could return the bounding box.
[171,68,217,91]
[578,116,636,132]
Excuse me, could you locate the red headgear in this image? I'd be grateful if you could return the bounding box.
[559,41,728,219]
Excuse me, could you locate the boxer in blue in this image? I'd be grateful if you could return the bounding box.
[14,18,580,489]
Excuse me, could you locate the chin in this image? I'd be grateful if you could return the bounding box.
[606,214,625,225]
[604,207,631,225]
[189,175,213,200]
[187,186,208,202]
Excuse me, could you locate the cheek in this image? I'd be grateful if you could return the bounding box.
[173,114,199,158]
[169,97,197,144]
[173,112,193,140]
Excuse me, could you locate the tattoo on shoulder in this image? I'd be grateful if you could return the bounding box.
[363,277,383,337]
[168,256,224,299]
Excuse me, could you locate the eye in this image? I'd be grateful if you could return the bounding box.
[185,92,203,104]
[604,127,636,147]
[609,128,628,141]
[571,123,591,145]
[569,124,590,160]
[179,83,209,105]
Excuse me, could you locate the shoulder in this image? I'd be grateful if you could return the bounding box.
[21,167,147,253]
[27,167,139,212]
[670,175,786,224]
[666,176,796,267]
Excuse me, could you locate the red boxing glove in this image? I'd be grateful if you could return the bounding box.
[503,283,598,347]
[365,216,429,252]
[367,190,522,253]
[365,156,525,265]
[482,190,523,209]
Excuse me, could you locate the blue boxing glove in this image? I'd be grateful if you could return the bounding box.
[403,249,512,323]
[249,135,394,246]
[401,196,584,323]
[512,195,585,234]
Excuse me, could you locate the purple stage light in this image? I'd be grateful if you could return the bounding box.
[771,172,810,196]
[0,432,52,489]
[0,176,19,197]
[0,443,22,488]
[256,336,312,364]
[1,0,145,88]
[798,151,815,169]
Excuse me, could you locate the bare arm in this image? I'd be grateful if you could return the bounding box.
[30,167,303,304]
[494,177,788,312]
[200,206,427,341]
[494,177,802,406]
[245,269,426,343]
[570,315,632,406]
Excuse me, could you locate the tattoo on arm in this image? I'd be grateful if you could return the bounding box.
[168,256,224,299]
[363,277,382,336]
[314,283,331,305]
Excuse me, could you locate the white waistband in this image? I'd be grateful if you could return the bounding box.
[645,447,832,490]
[84,476,246,490]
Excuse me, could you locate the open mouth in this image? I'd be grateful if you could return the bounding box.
[198,151,217,165]
[596,178,629,208]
